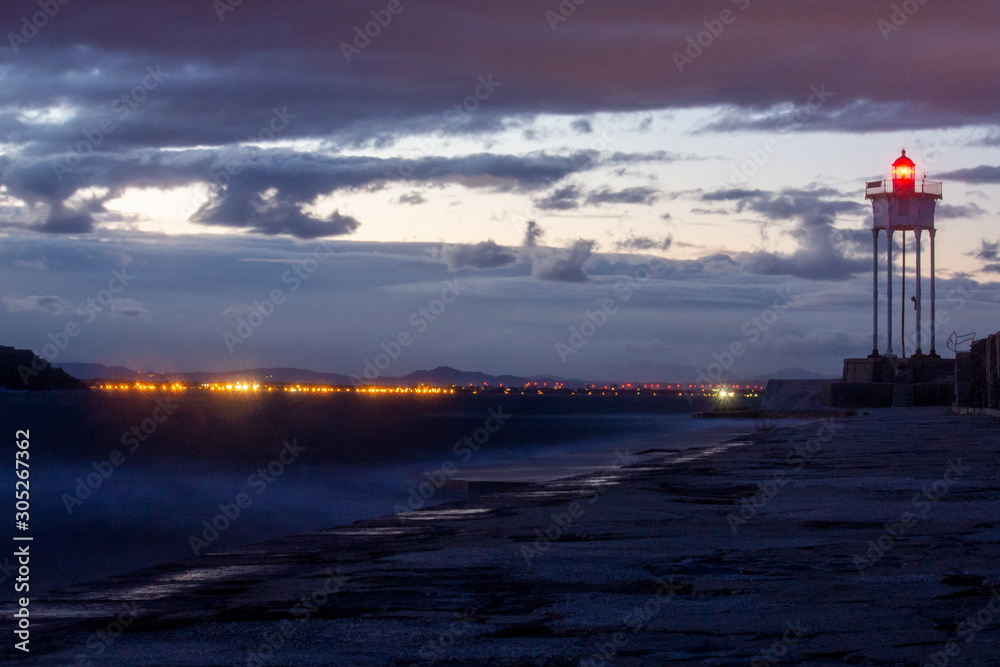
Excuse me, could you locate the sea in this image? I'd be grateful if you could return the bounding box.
[0,390,740,595]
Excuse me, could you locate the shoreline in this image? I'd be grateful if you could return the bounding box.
[440,421,762,496]
[8,408,1000,665]
[2,394,725,596]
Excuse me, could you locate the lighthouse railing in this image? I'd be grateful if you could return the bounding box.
[921,180,943,196]
[865,179,942,197]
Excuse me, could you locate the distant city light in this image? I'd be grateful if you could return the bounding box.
[91,380,765,399]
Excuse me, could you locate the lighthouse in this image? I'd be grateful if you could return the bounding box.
[834,153,955,406]
[865,150,943,358]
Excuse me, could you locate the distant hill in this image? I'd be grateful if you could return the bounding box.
[1,347,89,391]
[398,366,588,389]
[57,364,354,386]
[53,359,796,389]
[752,368,838,382]
[172,368,355,386]
[56,362,141,380]
[614,361,836,385]
[620,360,708,384]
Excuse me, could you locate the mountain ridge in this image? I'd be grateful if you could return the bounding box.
[51,359,833,387]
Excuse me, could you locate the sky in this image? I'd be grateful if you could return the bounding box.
[1,0,999,381]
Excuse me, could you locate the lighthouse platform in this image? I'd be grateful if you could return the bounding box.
[830,356,955,407]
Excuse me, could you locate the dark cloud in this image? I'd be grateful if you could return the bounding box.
[693,253,739,276]
[2,1,997,149]
[702,189,768,202]
[971,240,1000,261]
[975,131,1000,147]
[2,294,75,316]
[721,188,868,280]
[535,185,582,211]
[585,186,659,207]
[523,220,544,247]
[937,166,1000,183]
[604,151,689,166]
[106,298,149,318]
[616,236,673,252]
[532,239,595,283]
[936,203,986,219]
[442,241,517,271]
[0,149,607,236]
[36,203,97,234]
[535,184,661,210]
[192,185,361,239]
[397,191,426,205]
[6,1,990,248]
[750,190,864,222]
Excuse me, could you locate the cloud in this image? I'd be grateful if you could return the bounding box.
[13,259,47,270]
[532,239,595,283]
[7,232,997,380]
[971,240,1000,261]
[0,149,609,237]
[3,1,997,152]
[2,294,75,316]
[108,298,149,318]
[397,191,426,206]
[570,119,593,134]
[585,186,659,206]
[442,241,517,271]
[0,166,116,233]
[192,186,361,239]
[973,130,1000,147]
[700,253,739,276]
[937,166,1000,183]
[701,189,768,202]
[712,187,868,280]
[603,151,692,166]
[936,202,986,219]
[523,220,544,247]
[535,185,582,210]
[35,204,97,234]
[534,184,661,210]
[616,235,673,252]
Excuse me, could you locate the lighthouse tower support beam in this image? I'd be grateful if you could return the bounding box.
[930,228,937,356]
[886,228,894,356]
[872,228,879,356]
[915,228,923,355]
